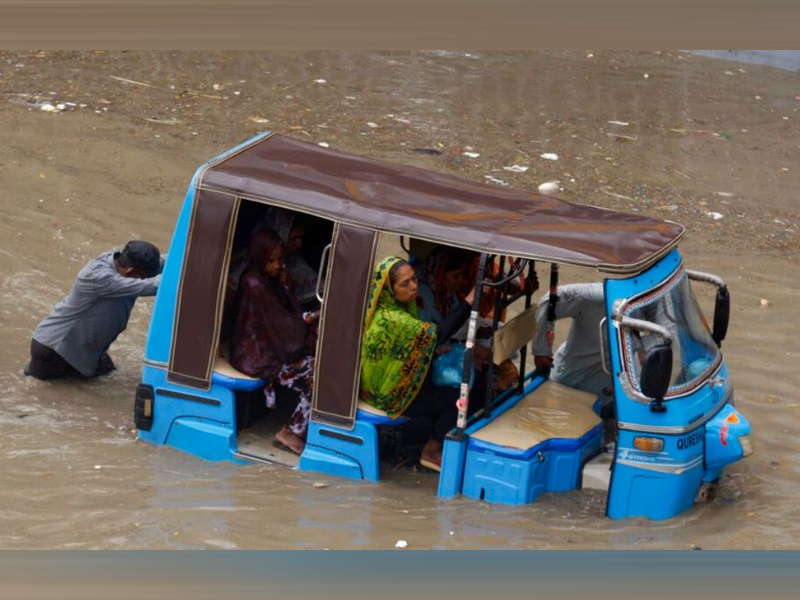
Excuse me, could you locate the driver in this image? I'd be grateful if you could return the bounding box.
[531,282,612,396]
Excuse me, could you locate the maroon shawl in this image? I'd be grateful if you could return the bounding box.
[229,230,315,379]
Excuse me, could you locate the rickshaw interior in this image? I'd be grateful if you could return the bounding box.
[219,198,615,486]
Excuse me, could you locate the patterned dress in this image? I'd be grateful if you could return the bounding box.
[360,257,437,418]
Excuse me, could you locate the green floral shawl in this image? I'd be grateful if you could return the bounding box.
[360,256,436,417]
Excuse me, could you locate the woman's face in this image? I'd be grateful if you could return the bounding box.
[443,266,468,292]
[391,264,418,303]
[264,246,284,277]
[286,224,304,255]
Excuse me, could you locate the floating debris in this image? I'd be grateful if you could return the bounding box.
[608,120,629,126]
[463,152,480,158]
[667,128,730,141]
[484,175,509,186]
[248,116,270,124]
[110,75,155,88]
[394,540,408,549]
[706,212,724,220]
[537,181,560,194]
[413,148,442,156]
[713,191,735,197]
[503,165,529,173]
[366,122,379,128]
[313,79,327,84]
[600,189,635,202]
[540,153,558,161]
[606,132,637,141]
[143,117,182,125]
[760,298,770,307]
[312,482,328,488]
[318,142,330,148]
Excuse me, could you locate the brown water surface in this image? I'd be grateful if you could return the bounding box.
[1,51,798,548]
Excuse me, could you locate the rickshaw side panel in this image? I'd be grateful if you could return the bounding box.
[137,364,246,463]
[144,184,196,364]
[145,131,272,365]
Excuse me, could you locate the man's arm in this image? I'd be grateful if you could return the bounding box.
[79,262,161,298]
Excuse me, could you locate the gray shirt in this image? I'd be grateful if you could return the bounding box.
[32,250,161,377]
[531,282,611,395]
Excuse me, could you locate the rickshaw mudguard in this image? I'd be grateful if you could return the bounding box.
[603,248,747,520]
[704,403,751,481]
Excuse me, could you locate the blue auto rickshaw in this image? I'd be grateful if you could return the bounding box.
[135,131,751,520]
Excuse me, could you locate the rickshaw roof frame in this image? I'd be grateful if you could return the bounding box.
[198,131,685,275]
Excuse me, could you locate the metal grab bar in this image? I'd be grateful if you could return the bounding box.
[315,243,332,302]
[612,313,673,342]
[686,269,726,289]
[480,258,529,288]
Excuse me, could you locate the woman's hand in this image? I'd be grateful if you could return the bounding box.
[278,267,292,287]
[303,310,321,324]
[464,285,476,305]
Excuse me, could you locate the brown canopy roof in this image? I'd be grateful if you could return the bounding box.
[200,132,684,274]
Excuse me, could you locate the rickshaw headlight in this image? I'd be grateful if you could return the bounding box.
[739,435,753,457]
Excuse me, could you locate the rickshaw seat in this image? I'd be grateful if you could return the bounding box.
[356,401,409,426]
[460,381,604,505]
[470,381,601,452]
[211,356,266,392]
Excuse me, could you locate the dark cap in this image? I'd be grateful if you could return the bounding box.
[120,240,161,278]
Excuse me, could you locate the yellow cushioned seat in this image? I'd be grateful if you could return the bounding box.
[213,356,263,381]
[471,381,601,450]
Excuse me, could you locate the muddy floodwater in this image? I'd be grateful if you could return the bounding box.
[1,51,799,549]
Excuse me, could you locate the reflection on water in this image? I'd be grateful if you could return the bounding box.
[687,50,800,72]
[1,51,799,548]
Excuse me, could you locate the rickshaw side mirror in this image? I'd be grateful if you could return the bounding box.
[640,343,673,413]
[712,285,730,347]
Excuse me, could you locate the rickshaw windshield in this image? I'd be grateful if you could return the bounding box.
[622,271,720,396]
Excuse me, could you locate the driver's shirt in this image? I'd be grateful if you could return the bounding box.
[531,282,611,395]
[32,251,161,377]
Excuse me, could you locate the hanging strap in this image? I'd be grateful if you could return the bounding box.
[543,263,560,376]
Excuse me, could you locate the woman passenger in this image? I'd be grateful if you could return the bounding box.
[415,246,474,331]
[254,207,319,308]
[417,246,524,391]
[360,256,478,471]
[230,229,319,455]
